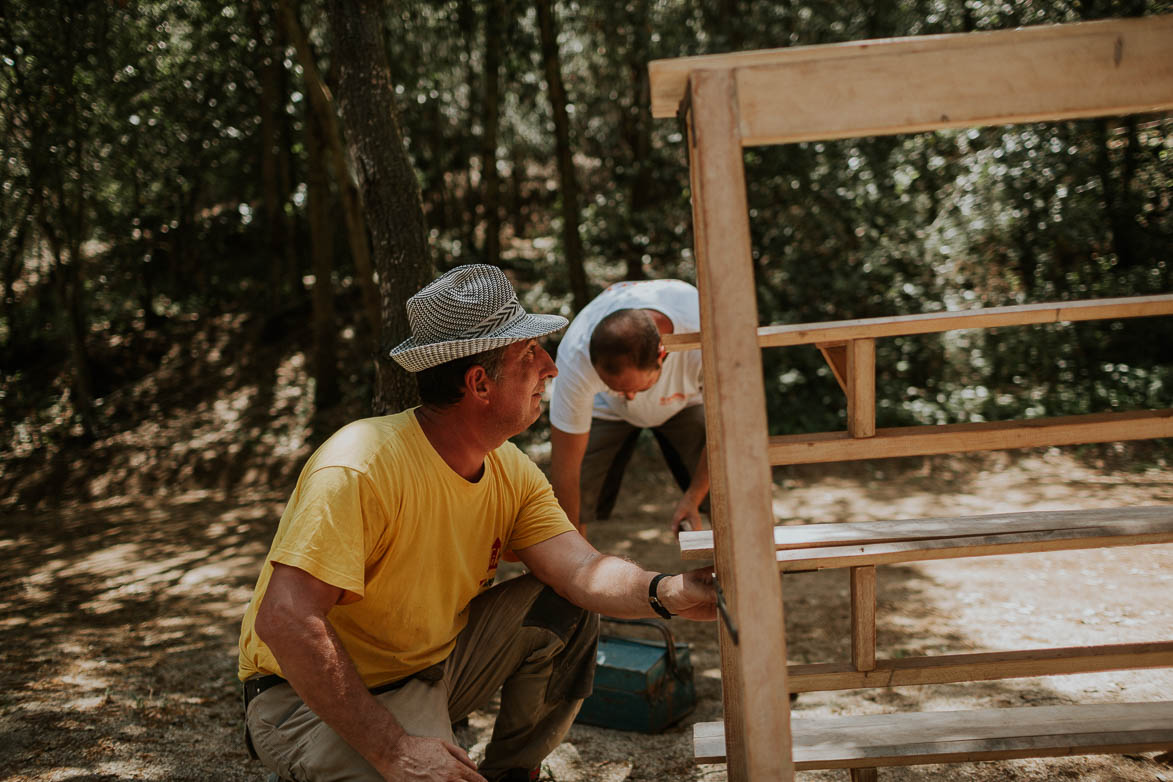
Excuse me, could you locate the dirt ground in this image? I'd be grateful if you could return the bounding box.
[3,442,1172,782]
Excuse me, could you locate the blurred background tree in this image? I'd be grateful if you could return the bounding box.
[1,0,1169,504]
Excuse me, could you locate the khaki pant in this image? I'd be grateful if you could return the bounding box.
[581,404,707,523]
[245,574,599,782]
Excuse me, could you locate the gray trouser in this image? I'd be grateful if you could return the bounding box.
[245,574,599,782]
[581,404,707,523]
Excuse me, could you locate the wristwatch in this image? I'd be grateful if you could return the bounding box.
[649,573,674,619]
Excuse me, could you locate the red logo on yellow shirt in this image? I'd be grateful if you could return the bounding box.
[480,538,504,589]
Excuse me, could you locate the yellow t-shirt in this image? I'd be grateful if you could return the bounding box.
[237,408,575,687]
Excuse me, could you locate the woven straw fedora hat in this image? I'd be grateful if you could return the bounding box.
[389,264,567,372]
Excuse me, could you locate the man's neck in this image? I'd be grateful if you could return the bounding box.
[414,404,492,482]
[643,308,674,335]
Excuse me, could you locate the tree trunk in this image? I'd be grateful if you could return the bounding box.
[326,0,432,415]
[611,0,652,281]
[40,214,96,440]
[535,0,589,312]
[479,0,505,267]
[279,0,383,347]
[510,145,527,238]
[1095,118,1140,271]
[250,1,288,312]
[306,100,340,416]
[458,0,482,263]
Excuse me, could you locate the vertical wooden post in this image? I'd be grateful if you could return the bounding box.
[850,565,877,672]
[850,564,878,782]
[847,338,876,439]
[686,69,794,782]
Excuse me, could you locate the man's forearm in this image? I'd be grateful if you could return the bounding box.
[550,471,582,530]
[265,613,407,771]
[560,553,656,618]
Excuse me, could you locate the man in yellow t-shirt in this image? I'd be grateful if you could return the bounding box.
[238,265,718,782]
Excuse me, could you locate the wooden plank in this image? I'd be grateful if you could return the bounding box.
[736,16,1173,145]
[648,16,1173,119]
[694,701,1173,767]
[850,566,877,672]
[686,69,794,782]
[766,409,1173,466]
[847,339,876,438]
[788,641,1173,693]
[650,17,1173,143]
[662,294,1173,353]
[679,506,1173,560]
[773,521,1173,571]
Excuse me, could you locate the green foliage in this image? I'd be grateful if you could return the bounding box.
[1,0,1170,457]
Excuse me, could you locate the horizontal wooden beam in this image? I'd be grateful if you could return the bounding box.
[694,701,1173,767]
[680,505,1173,560]
[662,294,1173,353]
[787,641,1173,693]
[765,409,1173,466]
[773,522,1173,571]
[651,16,1173,145]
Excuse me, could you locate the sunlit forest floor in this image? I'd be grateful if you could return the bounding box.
[3,309,1173,781]
[3,445,1172,781]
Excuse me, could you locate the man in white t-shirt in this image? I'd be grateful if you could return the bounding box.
[549,279,708,535]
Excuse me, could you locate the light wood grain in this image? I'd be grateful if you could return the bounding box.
[679,505,1173,559]
[649,17,1170,118]
[686,68,794,781]
[662,294,1173,352]
[847,339,876,438]
[850,566,877,672]
[651,17,1173,141]
[773,520,1173,571]
[694,701,1173,766]
[787,641,1173,693]
[766,409,1173,466]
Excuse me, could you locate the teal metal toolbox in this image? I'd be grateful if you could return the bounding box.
[576,617,697,733]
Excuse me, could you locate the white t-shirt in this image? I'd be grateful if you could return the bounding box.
[549,279,703,433]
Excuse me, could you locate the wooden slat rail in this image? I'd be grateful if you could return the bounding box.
[773,522,1173,571]
[693,701,1173,767]
[680,505,1173,560]
[661,294,1173,353]
[650,15,1173,144]
[787,641,1173,693]
[767,409,1173,466]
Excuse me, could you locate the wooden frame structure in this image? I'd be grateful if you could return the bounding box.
[648,15,1173,781]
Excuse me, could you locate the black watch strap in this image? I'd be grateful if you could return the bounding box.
[649,573,674,619]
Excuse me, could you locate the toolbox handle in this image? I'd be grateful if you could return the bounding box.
[599,617,686,679]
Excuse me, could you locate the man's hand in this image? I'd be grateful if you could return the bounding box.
[659,568,718,621]
[669,496,704,535]
[381,734,485,782]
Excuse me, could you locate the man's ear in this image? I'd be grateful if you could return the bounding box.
[465,364,492,402]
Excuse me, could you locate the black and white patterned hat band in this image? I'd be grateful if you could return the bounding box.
[389,264,568,372]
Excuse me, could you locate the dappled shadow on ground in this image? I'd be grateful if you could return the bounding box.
[2,443,1171,781]
[1,490,286,782]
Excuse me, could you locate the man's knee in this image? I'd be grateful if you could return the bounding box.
[521,586,599,701]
